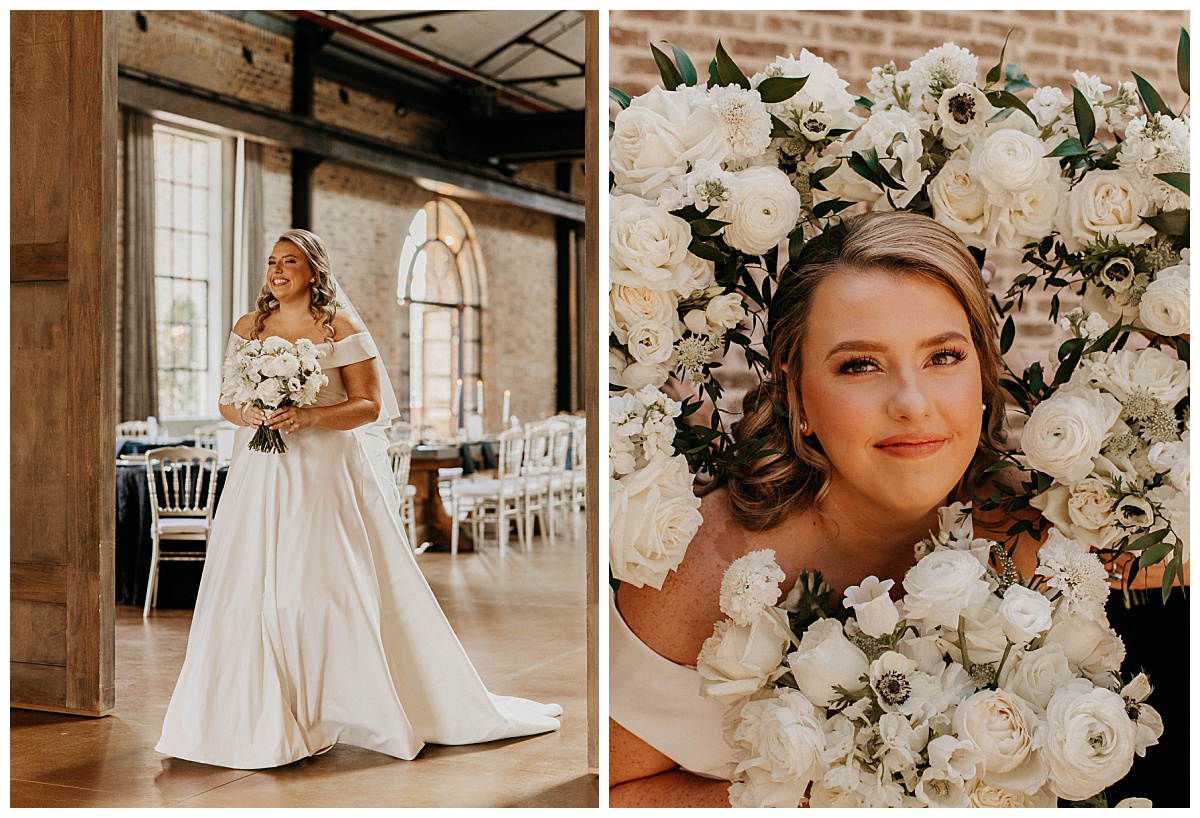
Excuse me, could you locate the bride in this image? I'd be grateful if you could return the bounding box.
[609,212,1031,806]
[156,229,561,769]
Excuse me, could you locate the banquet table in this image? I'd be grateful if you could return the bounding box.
[115,459,226,609]
[410,441,495,552]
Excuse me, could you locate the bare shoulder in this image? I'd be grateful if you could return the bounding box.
[331,308,367,341]
[616,488,747,666]
[232,312,256,339]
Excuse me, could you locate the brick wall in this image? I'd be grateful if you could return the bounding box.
[116,10,569,427]
[610,9,1188,375]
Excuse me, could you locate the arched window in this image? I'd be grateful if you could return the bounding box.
[397,200,486,438]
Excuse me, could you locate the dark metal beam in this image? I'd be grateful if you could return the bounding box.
[504,72,585,86]
[117,67,585,222]
[355,10,469,25]
[472,11,563,70]
[440,111,585,163]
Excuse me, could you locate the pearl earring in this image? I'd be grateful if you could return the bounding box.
[798,418,809,434]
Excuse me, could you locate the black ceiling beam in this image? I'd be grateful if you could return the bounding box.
[440,111,585,164]
[313,43,469,121]
[355,10,469,25]
[472,11,563,71]
[117,66,584,221]
[504,72,585,86]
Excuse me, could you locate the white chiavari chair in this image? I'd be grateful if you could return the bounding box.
[143,446,219,617]
[387,441,420,552]
[450,427,525,555]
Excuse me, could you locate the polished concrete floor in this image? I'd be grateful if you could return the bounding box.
[11,529,597,808]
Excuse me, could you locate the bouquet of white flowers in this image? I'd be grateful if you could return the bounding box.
[219,336,328,454]
[697,504,1161,808]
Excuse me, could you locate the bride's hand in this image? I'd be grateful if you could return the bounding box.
[267,406,313,434]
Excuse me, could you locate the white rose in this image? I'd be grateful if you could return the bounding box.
[714,166,802,255]
[609,195,694,292]
[727,688,827,797]
[1042,616,1126,683]
[1081,280,1141,327]
[1021,388,1122,483]
[928,158,987,247]
[616,360,671,391]
[610,285,679,338]
[999,584,1053,645]
[608,452,701,589]
[969,782,1057,807]
[624,319,676,366]
[946,592,1008,666]
[254,378,285,407]
[1042,680,1138,801]
[261,336,290,354]
[704,292,746,332]
[682,308,709,335]
[697,612,791,705]
[970,128,1064,248]
[1096,347,1189,405]
[786,618,870,708]
[843,577,900,638]
[1030,478,1124,550]
[610,86,730,200]
[815,108,929,210]
[1138,264,1189,336]
[953,688,1048,794]
[999,643,1075,713]
[1058,170,1158,254]
[900,549,990,630]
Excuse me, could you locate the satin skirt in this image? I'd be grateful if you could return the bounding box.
[156,424,561,769]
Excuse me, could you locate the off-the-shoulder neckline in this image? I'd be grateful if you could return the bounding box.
[230,331,367,346]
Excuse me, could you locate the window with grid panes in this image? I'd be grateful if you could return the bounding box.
[153,125,223,420]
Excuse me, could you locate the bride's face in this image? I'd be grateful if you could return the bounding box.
[797,268,983,517]
[267,241,315,302]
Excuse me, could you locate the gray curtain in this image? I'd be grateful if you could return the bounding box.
[241,140,265,313]
[120,108,158,422]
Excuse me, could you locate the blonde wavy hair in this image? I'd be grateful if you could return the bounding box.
[714,211,1007,531]
[251,229,339,341]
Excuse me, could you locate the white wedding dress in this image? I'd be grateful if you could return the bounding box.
[156,332,561,769]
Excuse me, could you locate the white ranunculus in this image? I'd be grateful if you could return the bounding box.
[727,763,810,808]
[728,688,828,797]
[928,158,987,246]
[624,319,676,366]
[953,688,1047,794]
[1042,615,1125,683]
[1096,347,1189,405]
[1058,170,1158,254]
[715,166,802,255]
[697,611,791,705]
[998,584,1053,646]
[969,127,1064,248]
[261,336,291,354]
[1042,680,1138,801]
[1138,263,1189,336]
[900,549,990,630]
[608,452,701,589]
[705,292,746,332]
[787,618,870,708]
[969,782,1056,807]
[843,577,900,638]
[610,86,730,201]
[998,642,1075,713]
[1021,387,1122,483]
[255,378,285,407]
[610,284,679,339]
[609,195,695,292]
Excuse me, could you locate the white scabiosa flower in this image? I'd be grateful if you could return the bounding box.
[908,42,979,107]
[1036,529,1111,620]
[719,549,786,626]
[705,84,772,162]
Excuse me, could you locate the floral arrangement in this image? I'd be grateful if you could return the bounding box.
[607,33,1190,598]
[696,505,1161,807]
[220,336,327,453]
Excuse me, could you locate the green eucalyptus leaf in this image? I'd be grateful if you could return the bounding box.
[809,161,840,190]
[986,30,1014,87]
[770,113,792,139]
[986,89,1037,124]
[1154,171,1190,196]
[788,227,805,267]
[690,218,730,237]
[1000,315,1015,354]
[1072,86,1096,146]
[1045,137,1088,158]
[650,43,684,90]
[812,198,856,219]
[667,42,698,85]
[757,74,810,103]
[1178,27,1190,96]
[609,87,632,109]
[1142,209,1190,236]
[854,94,873,110]
[1136,536,1173,567]
[687,238,726,262]
[1161,558,1177,603]
[1132,71,1175,117]
[1175,336,1189,364]
[714,40,751,89]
